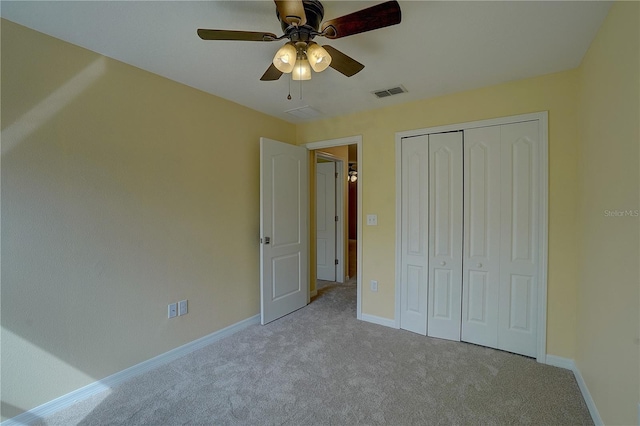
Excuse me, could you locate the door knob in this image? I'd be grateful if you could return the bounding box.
[477,263,482,268]
[262,236,270,245]
[440,261,446,266]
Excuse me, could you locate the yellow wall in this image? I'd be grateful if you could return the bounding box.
[297,69,581,359]
[575,2,639,424]
[1,19,295,420]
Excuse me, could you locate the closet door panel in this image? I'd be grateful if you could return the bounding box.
[400,136,429,335]
[427,132,463,341]
[462,126,501,348]
[498,121,539,357]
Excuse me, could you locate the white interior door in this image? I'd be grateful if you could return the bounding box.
[462,126,501,348]
[400,135,429,335]
[260,137,308,325]
[498,121,539,357]
[316,161,336,281]
[427,132,463,341]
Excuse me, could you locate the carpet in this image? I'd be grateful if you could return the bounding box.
[38,280,592,425]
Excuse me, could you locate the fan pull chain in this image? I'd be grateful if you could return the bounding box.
[287,75,292,100]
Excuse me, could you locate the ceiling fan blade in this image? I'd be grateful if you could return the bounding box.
[323,45,364,77]
[197,29,278,42]
[321,0,401,39]
[260,63,284,81]
[274,0,307,26]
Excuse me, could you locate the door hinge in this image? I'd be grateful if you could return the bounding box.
[335,259,339,265]
[335,172,339,179]
[335,215,339,222]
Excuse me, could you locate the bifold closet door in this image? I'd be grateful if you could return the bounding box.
[462,121,539,358]
[498,121,539,357]
[427,132,463,341]
[400,135,429,335]
[462,126,501,348]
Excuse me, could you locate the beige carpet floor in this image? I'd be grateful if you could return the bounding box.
[37,280,592,425]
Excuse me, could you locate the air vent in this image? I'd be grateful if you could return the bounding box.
[285,105,323,120]
[372,85,408,99]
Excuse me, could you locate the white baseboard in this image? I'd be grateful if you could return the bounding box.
[544,355,603,426]
[544,354,575,370]
[360,313,397,329]
[1,314,260,426]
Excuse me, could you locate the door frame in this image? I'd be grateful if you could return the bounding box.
[305,135,363,320]
[394,112,549,363]
[315,152,345,283]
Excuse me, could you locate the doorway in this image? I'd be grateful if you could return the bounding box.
[315,154,343,283]
[306,136,362,320]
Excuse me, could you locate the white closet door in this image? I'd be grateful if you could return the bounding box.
[427,132,463,341]
[498,121,539,357]
[400,135,429,335]
[462,126,501,348]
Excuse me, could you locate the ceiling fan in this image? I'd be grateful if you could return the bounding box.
[197,0,401,81]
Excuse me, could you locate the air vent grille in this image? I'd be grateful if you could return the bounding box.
[285,105,323,119]
[372,85,407,99]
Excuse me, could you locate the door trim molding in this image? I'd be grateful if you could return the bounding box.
[305,136,363,320]
[394,112,549,362]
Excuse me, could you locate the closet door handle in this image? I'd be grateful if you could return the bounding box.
[477,263,483,268]
[440,261,446,266]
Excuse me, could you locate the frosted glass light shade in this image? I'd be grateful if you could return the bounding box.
[273,43,297,73]
[292,58,311,80]
[307,42,332,72]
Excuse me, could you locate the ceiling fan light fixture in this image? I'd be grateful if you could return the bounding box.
[292,56,311,80]
[273,43,297,73]
[307,42,332,72]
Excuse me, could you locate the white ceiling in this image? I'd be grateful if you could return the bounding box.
[1,1,611,124]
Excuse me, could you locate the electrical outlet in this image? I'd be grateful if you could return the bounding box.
[168,303,177,318]
[370,280,378,292]
[366,214,378,226]
[178,299,188,316]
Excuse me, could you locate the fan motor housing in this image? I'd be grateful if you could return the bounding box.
[278,0,324,32]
